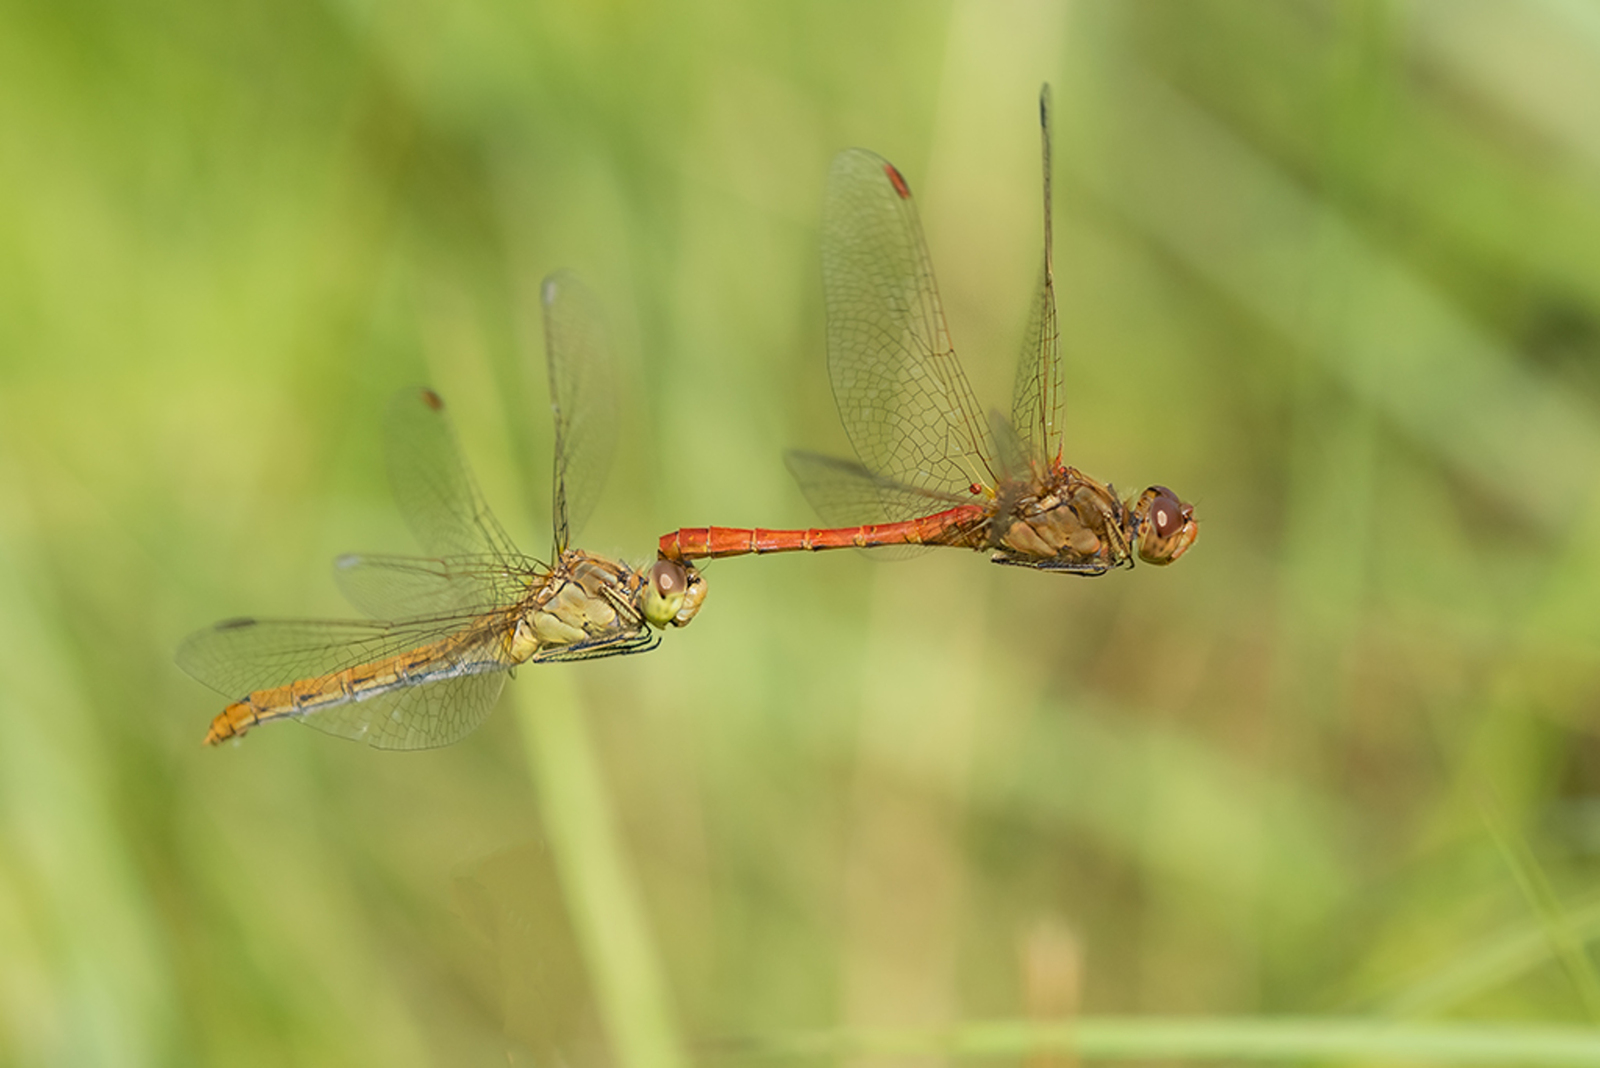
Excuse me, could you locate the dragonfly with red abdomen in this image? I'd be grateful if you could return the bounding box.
[659,86,1197,575]
[178,272,706,750]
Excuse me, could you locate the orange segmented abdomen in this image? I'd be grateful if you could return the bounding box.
[201,635,478,746]
[657,505,990,561]
[205,700,263,745]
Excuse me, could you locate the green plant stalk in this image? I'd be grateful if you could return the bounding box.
[1375,894,1600,1016]
[1479,789,1600,1023]
[517,673,686,1068]
[721,1017,1600,1064]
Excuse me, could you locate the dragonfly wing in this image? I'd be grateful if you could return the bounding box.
[176,614,516,750]
[1010,264,1062,473]
[308,594,662,747]
[385,388,522,562]
[299,671,507,750]
[987,408,1032,486]
[784,450,969,527]
[1008,84,1064,471]
[541,272,618,556]
[823,148,996,497]
[332,552,541,620]
[175,614,509,698]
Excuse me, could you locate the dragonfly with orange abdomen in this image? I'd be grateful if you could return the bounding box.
[659,86,1197,575]
[178,272,706,750]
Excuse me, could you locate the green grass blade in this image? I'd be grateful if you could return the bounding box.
[1480,791,1600,1022]
[721,1017,1600,1064]
[516,673,686,1068]
[1375,895,1600,1016]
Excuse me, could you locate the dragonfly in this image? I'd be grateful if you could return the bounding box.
[178,272,706,750]
[659,86,1197,575]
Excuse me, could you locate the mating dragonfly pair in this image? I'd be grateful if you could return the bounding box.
[178,87,1198,750]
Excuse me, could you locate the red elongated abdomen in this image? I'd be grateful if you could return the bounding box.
[658,505,989,561]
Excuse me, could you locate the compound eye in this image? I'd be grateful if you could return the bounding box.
[651,559,686,598]
[1148,487,1183,539]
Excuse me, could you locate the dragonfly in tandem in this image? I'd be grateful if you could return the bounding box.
[178,272,706,750]
[659,86,1197,574]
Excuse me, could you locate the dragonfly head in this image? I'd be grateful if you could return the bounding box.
[1130,485,1197,565]
[641,559,708,629]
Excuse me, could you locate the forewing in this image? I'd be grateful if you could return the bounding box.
[823,149,996,497]
[1010,265,1061,472]
[1009,84,1064,470]
[333,552,541,620]
[988,408,1031,486]
[385,388,522,562]
[541,272,618,555]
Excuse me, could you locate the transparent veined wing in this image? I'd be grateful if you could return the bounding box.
[175,612,515,750]
[305,673,507,750]
[822,148,996,499]
[384,388,523,563]
[1009,83,1065,473]
[332,552,543,620]
[541,272,619,557]
[783,450,969,528]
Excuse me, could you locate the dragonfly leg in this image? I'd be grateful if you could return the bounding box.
[529,627,661,664]
[989,550,1114,576]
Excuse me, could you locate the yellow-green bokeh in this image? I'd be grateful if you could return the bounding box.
[4,1,1600,1063]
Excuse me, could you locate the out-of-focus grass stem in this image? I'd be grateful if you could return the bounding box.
[720,1016,1600,1064]
[516,675,686,1068]
[1373,894,1600,1016]
[1479,788,1600,1023]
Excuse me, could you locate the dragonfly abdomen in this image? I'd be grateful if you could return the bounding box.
[659,505,989,560]
[202,637,503,746]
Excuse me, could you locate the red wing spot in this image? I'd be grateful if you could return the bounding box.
[884,164,912,200]
[420,388,445,411]
[968,482,983,496]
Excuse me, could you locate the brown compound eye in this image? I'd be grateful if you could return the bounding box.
[1134,484,1197,566]
[1148,486,1183,539]
[651,559,686,598]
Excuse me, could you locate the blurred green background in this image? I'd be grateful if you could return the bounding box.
[5,0,1600,1063]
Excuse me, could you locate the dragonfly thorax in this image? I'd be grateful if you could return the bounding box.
[508,551,707,663]
[506,552,642,660]
[989,469,1136,575]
